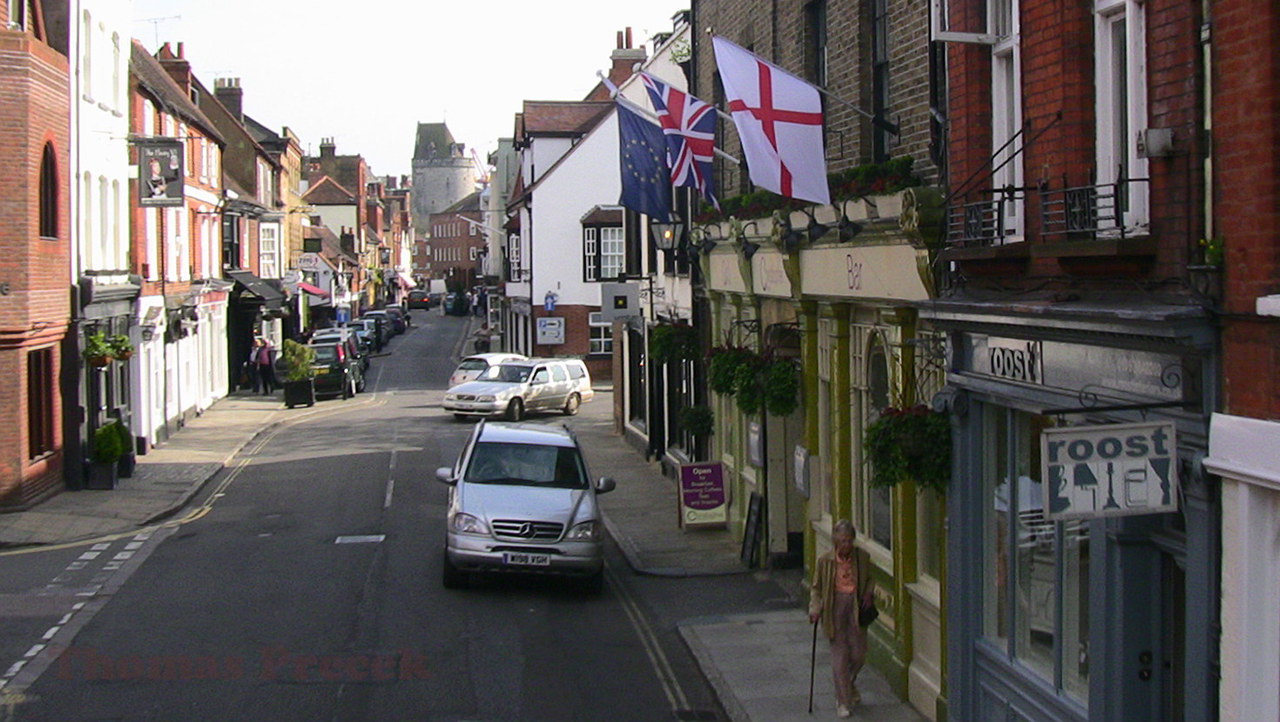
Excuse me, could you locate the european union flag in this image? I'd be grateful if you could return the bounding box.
[617,100,671,222]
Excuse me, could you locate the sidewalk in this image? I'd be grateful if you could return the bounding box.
[0,391,284,548]
[0,379,925,721]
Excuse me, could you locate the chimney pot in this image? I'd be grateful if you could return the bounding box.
[177,42,184,58]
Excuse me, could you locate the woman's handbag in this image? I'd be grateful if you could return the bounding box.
[859,597,879,627]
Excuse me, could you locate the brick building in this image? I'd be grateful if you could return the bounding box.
[424,191,484,292]
[1201,1,1280,719]
[0,1,70,506]
[926,0,1215,718]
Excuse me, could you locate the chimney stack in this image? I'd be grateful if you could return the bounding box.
[214,78,243,122]
[320,137,336,159]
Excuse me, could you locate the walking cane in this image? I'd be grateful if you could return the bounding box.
[808,619,818,714]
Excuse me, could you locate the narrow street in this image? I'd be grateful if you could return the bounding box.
[0,313,771,721]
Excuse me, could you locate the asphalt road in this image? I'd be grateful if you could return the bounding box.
[0,311,791,721]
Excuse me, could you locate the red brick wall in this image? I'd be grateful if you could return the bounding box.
[947,0,1204,283]
[1215,0,1280,418]
[0,30,70,506]
[530,303,612,381]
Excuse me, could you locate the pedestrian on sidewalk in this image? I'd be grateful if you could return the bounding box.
[252,338,277,395]
[809,520,875,718]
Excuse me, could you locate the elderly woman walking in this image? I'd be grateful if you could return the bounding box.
[809,520,876,718]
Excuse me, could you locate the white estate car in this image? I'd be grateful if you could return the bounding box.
[437,421,615,592]
[443,358,593,421]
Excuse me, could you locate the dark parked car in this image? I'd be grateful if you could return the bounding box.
[312,328,368,372]
[383,305,410,330]
[362,310,399,338]
[307,338,365,399]
[407,290,432,309]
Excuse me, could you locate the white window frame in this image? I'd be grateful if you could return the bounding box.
[1094,0,1148,233]
[259,223,280,279]
[990,0,1024,242]
[600,226,625,281]
[583,227,598,282]
[588,312,613,355]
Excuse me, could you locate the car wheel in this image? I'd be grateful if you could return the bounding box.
[561,393,581,416]
[505,398,524,421]
[441,551,467,589]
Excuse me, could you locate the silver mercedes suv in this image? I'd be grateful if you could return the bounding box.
[436,420,615,592]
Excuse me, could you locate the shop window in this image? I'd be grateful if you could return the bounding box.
[981,406,1089,703]
[27,348,54,459]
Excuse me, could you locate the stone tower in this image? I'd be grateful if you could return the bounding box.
[410,122,476,233]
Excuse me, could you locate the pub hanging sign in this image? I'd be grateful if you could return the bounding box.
[137,139,185,207]
[1041,421,1178,520]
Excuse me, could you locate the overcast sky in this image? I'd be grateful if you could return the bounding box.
[131,1,688,178]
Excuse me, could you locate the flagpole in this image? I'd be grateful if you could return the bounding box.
[597,70,740,166]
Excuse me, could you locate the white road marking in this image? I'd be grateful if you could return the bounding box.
[334,535,386,545]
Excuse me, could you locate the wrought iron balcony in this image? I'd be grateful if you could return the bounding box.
[1040,176,1149,241]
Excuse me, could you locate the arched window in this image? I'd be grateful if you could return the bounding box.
[38,143,57,239]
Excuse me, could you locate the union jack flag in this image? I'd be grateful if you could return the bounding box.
[640,72,719,211]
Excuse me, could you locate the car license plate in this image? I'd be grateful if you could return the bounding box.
[503,552,551,566]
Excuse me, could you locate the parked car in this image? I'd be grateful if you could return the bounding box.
[448,352,529,388]
[350,317,388,351]
[436,420,615,591]
[442,358,591,421]
[339,322,376,355]
[308,338,365,399]
[407,290,432,309]
[383,305,410,330]
[311,328,368,372]
[362,311,398,339]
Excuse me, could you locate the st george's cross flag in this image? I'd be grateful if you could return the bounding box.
[711,36,830,205]
[639,72,719,211]
[617,98,672,222]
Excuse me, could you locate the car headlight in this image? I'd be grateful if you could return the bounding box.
[450,513,489,535]
[566,521,599,541]
[476,395,495,402]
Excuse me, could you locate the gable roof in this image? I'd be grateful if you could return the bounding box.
[517,101,613,139]
[304,224,358,266]
[130,40,225,145]
[303,175,357,205]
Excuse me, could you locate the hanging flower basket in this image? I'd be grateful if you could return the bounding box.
[864,405,952,495]
[761,359,800,416]
[708,346,752,395]
[83,331,114,367]
[108,334,134,361]
[649,324,698,365]
[678,405,714,437]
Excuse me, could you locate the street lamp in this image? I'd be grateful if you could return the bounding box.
[651,212,682,252]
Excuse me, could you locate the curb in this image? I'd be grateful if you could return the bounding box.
[678,620,751,722]
[601,511,755,579]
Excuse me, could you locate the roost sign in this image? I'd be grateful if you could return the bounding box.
[1041,421,1178,520]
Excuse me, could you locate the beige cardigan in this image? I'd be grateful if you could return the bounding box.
[808,547,873,640]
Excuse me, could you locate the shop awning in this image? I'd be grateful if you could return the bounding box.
[226,269,285,309]
[297,282,329,297]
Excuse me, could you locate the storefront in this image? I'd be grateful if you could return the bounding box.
[924,302,1218,721]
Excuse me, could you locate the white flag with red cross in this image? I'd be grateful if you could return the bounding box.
[711,36,830,206]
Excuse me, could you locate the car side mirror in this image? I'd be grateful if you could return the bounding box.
[436,467,457,485]
[595,477,616,494]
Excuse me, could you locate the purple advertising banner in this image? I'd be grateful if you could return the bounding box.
[679,462,728,528]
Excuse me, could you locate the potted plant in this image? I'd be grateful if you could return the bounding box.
[280,339,317,409]
[108,334,134,361]
[83,331,113,367]
[864,404,952,495]
[87,422,124,490]
[115,420,136,478]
